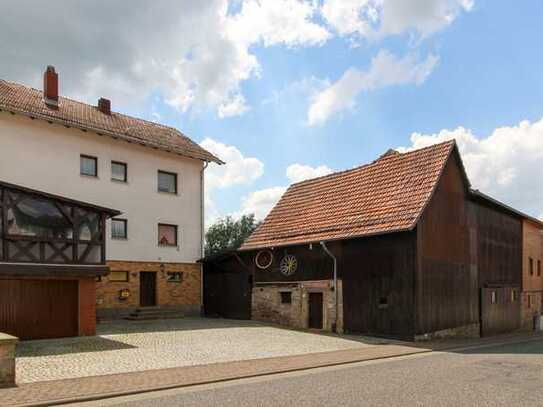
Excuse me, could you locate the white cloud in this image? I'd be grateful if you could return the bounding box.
[308,50,438,125]
[227,0,330,47]
[398,117,543,218]
[0,0,330,118]
[200,138,264,190]
[321,0,473,40]
[286,163,333,183]
[237,186,288,220]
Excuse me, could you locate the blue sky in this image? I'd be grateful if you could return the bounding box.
[2,0,543,222]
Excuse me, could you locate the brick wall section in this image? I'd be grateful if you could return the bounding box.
[96,261,201,316]
[521,221,543,330]
[79,278,97,336]
[252,280,343,333]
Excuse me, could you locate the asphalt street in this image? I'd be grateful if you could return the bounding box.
[73,339,543,407]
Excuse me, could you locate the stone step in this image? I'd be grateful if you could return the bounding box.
[125,307,184,321]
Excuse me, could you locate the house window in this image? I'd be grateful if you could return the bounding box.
[530,258,534,276]
[111,161,127,183]
[378,297,389,309]
[167,272,183,283]
[109,271,129,282]
[95,276,102,282]
[158,224,178,246]
[80,155,97,177]
[491,291,497,304]
[280,291,292,304]
[158,171,177,194]
[111,219,127,239]
[538,260,541,277]
[528,295,532,308]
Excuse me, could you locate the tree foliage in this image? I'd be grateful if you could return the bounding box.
[204,214,260,257]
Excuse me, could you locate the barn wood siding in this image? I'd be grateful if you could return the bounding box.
[253,245,334,284]
[416,153,478,335]
[341,232,416,338]
[469,201,522,287]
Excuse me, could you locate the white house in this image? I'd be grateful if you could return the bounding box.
[0,66,223,319]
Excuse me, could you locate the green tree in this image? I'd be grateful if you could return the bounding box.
[204,214,260,257]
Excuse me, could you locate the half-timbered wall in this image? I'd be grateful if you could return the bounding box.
[416,153,479,336]
[0,184,107,265]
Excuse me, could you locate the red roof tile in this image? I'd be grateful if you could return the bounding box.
[240,140,457,250]
[0,80,223,164]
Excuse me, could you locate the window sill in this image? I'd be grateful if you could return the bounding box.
[111,179,128,184]
[111,237,128,241]
[80,174,99,179]
[157,190,179,196]
[158,244,179,249]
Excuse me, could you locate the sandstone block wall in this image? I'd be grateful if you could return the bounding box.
[251,279,343,333]
[96,261,201,319]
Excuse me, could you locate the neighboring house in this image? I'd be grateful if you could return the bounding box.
[0,66,223,321]
[0,180,119,339]
[521,219,543,329]
[238,141,540,339]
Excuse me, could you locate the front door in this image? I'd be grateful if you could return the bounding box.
[140,272,157,307]
[308,292,323,329]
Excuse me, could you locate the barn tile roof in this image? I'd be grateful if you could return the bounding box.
[240,140,457,250]
[0,79,223,164]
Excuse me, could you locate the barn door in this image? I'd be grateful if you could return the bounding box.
[308,292,323,329]
[140,272,157,307]
[480,287,520,336]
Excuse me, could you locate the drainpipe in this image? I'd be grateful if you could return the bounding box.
[320,241,338,333]
[200,161,209,315]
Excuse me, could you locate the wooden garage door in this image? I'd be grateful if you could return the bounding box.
[0,279,78,340]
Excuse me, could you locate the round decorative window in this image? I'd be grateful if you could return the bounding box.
[280,254,298,276]
[255,250,274,270]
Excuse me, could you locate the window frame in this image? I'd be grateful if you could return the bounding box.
[157,170,178,194]
[111,218,128,240]
[109,271,129,282]
[158,223,178,247]
[111,161,128,183]
[80,155,98,177]
[167,271,183,283]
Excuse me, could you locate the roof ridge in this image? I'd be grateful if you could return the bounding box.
[289,139,455,189]
[1,79,180,134]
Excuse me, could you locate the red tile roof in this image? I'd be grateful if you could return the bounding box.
[240,140,457,250]
[0,79,223,164]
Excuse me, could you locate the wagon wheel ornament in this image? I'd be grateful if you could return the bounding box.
[280,254,298,276]
[255,250,274,270]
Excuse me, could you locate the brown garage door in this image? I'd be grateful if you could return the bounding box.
[0,279,78,340]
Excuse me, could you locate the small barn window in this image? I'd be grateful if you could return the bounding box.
[280,292,292,304]
[378,297,388,309]
[511,289,517,302]
[529,258,534,276]
[491,291,497,304]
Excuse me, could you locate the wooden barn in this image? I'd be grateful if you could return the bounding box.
[0,180,119,340]
[237,140,537,340]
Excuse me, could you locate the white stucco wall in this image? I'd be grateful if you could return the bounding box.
[0,112,204,263]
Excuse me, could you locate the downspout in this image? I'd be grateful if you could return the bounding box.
[200,161,209,315]
[320,241,338,333]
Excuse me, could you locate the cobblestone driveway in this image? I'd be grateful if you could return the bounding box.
[16,318,388,383]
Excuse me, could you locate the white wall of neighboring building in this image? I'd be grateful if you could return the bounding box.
[0,112,204,263]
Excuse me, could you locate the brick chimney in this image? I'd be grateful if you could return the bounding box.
[97,98,111,115]
[43,66,59,107]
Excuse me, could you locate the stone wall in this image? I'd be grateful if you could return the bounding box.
[0,333,17,387]
[96,261,201,319]
[251,279,343,333]
[521,292,543,330]
[414,323,480,341]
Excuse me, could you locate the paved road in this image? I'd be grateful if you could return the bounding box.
[74,339,543,407]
